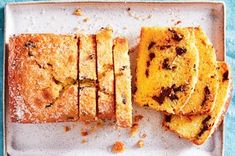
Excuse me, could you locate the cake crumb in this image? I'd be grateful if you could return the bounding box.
[134,115,144,123]
[73,8,82,16]
[83,18,90,22]
[174,20,182,25]
[81,130,88,136]
[64,126,71,132]
[81,139,87,144]
[112,141,125,153]
[140,133,147,139]
[130,123,139,137]
[136,139,144,148]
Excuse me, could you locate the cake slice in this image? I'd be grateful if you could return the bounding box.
[113,37,132,128]
[179,27,218,115]
[162,62,232,145]
[135,27,199,114]
[8,34,78,123]
[96,27,115,119]
[79,34,97,121]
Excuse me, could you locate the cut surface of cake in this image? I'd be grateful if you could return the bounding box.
[135,27,199,114]
[79,34,97,121]
[8,34,78,123]
[162,62,232,145]
[113,37,132,128]
[96,27,115,119]
[179,27,218,115]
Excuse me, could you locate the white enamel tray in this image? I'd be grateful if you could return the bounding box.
[4,1,225,156]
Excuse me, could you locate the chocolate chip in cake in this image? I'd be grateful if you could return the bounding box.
[45,103,53,108]
[120,65,127,71]
[24,41,36,48]
[122,97,126,104]
[145,69,149,77]
[165,115,172,122]
[143,104,149,107]
[148,42,156,50]
[88,54,94,60]
[162,58,171,70]
[197,115,211,138]
[147,61,150,67]
[149,53,155,61]
[176,47,187,56]
[201,86,211,106]
[168,28,183,42]
[222,71,229,82]
[160,45,171,50]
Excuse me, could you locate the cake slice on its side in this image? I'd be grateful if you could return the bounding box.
[162,62,232,145]
[113,37,132,128]
[179,27,218,115]
[135,27,199,114]
[79,34,97,121]
[8,34,78,123]
[96,27,115,119]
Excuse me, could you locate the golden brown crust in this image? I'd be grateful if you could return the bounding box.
[113,37,132,128]
[79,34,97,121]
[96,27,115,119]
[9,34,78,123]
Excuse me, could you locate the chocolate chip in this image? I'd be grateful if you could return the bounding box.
[45,103,53,108]
[145,69,149,77]
[148,42,156,50]
[165,115,172,122]
[162,58,171,70]
[176,47,187,56]
[67,116,74,120]
[146,61,150,67]
[122,97,126,104]
[197,115,211,138]
[160,45,171,50]
[201,86,211,106]
[120,65,127,71]
[24,41,36,48]
[88,54,94,60]
[168,28,183,42]
[149,53,155,60]
[127,7,131,11]
[152,84,185,104]
[143,104,149,107]
[222,71,229,82]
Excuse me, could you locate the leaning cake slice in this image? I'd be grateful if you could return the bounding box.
[96,27,115,119]
[162,62,232,145]
[179,27,218,115]
[113,37,132,128]
[135,27,199,114]
[79,34,97,121]
[8,34,78,123]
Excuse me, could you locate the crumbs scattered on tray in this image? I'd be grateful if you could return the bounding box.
[83,18,90,23]
[73,8,83,16]
[81,130,89,136]
[64,126,71,132]
[134,115,144,123]
[130,123,139,137]
[112,141,125,153]
[174,20,182,26]
[126,7,152,21]
[81,139,88,144]
[136,139,144,148]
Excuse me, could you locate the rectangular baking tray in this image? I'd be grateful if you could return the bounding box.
[3,1,225,156]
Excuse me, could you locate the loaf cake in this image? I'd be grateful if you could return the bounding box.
[113,37,132,128]
[162,62,232,145]
[135,27,199,114]
[96,27,115,119]
[8,34,78,123]
[79,34,97,121]
[179,27,218,115]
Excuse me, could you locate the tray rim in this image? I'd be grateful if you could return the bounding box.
[3,1,226,156]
